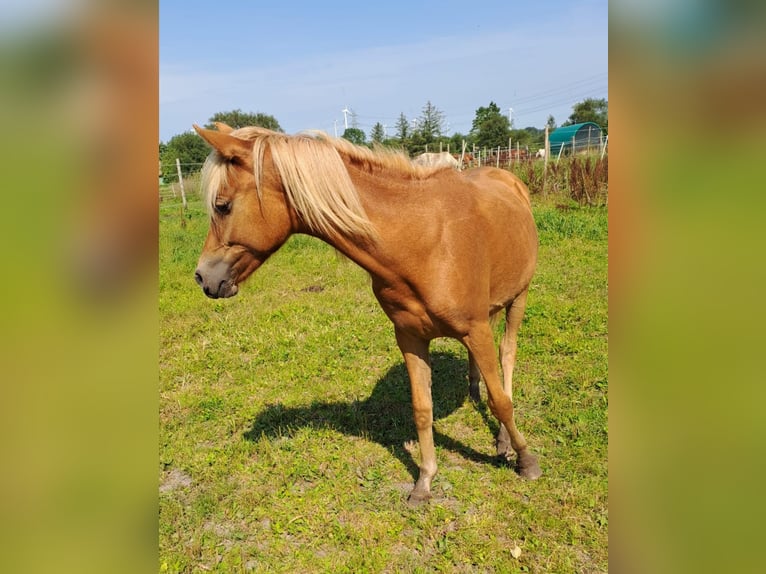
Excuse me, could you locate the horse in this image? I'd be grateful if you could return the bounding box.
[412,151,460,170]
[192,123,541,504]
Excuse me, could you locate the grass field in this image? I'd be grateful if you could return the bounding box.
[159,185,608,573]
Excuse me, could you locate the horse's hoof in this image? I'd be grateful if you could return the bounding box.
[496,425,512,457]
[469,384,481,403]
[517,451,542,480]
[496,441,512,458]
[407,489,432,507]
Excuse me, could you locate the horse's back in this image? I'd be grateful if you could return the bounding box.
[464,166,532,210]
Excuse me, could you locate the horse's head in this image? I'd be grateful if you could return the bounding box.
[192,124,295,299]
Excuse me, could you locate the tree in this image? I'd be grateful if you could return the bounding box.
[563,98,608,131]
[370,122,386,145]
[205,109,283,132]
[160,131,211,181]
[471,101,502,133]
[470,101,510,149]
[546,115,557,131]
[342,128,366,146]
[509,128,532,148]
[508,126,545,150]
[415,101,445,145]
[449,132,468,153]
[394,113,409,142]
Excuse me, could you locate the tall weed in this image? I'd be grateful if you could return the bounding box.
[509,154,608,206]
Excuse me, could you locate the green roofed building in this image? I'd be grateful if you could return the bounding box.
[548,122,603,156]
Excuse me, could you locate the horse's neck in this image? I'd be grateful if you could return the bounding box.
[344,158,415,199]
[319,162,412,281]
[348,162,418,228]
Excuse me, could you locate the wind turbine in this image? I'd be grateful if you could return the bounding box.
[341,106,351,130]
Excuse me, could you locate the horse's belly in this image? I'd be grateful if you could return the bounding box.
[372,281,454,339]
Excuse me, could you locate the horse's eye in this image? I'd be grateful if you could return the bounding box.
[214,201,231,216]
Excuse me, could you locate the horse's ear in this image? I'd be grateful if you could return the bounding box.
[193,124,250,161]
[213,122,234,134]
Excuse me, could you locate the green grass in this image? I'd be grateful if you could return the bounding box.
[159,192,607,573]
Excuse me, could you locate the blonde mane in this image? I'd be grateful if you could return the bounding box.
[200,127,444,242]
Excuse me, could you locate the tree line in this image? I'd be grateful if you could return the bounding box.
[159,99,607,182]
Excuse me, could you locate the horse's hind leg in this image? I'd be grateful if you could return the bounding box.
[468,352,481,403]
[468,310,502,402]
[463,312,541,480]
[496,290,528,458]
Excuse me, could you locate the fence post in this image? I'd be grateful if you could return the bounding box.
[600,134,608,159]
[176,158,187,210]
[460,140,467,170]
[543,126,549,196]
[508,137,512,168]
[496,146,500,168]
[544,127,550,163]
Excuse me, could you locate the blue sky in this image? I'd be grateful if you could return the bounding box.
[160,0,607,142]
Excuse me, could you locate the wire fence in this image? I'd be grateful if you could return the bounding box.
[159,170,202,203]
[159,137,608,205]
[159,135,607,182]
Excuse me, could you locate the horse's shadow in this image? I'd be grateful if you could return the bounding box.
[244,352,501,481]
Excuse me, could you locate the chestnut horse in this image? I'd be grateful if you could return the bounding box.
[192,123,541,503]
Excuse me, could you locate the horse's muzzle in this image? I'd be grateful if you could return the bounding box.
[194,258,239,299]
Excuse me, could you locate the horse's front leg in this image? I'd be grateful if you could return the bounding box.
[395,328,436,505]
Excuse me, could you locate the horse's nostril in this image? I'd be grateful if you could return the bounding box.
[194,270,203,286]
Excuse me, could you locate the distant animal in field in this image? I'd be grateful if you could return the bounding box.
[412,151,460,170]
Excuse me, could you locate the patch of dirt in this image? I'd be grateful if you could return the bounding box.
[159,468,193,493]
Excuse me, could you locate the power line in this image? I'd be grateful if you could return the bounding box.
[513,87,608,120]
[509,73,608,106]
[333,74,607,134]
